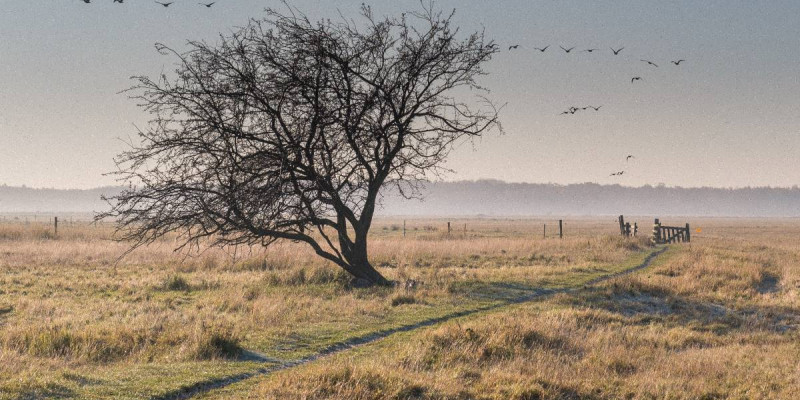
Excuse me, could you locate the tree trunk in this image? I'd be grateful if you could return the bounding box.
[345,239,390,286]
[349,260,390,286]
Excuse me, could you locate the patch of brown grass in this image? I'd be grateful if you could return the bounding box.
[250,220,800,399]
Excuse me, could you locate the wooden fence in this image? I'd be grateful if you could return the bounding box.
[652,218,691,244]
[618,215,639,237]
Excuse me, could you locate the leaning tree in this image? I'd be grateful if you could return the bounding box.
[103,3,501,285]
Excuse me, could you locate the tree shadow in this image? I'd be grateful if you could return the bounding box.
[561,279,798,336]
[61,372,105,386]
[14,383,75,400]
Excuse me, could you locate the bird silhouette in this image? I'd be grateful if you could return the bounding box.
[584,48,599,53]
[641,59,659,67]
[611,47,624,55]
[113,0,123,3]
[671,59,685,65]
[155,1,173,7]
[82,0,90,3]
[560,46,575,53]
[631,76,643,83]
[508,45,520,51]
[590,105,602,111]
[610,171,625,176]
[626,155,635,161]
[534,45,549,52]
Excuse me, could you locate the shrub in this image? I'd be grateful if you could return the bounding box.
[391,294,417,307]
[162,275,191,291]
[187,324,242,360]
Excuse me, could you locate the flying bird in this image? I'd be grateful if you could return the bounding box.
[626,155,635,161]
[671,59,685,65]
[155,1,173,7]
[508,45,520,51]
[641,59,659,67]
[584,48,599,53]
[611,47,624,55]
[610,171,625,177]
[590,105,602,111]
[534,45,549,52]
[560,46,575,53]
[631,76,642,83]
[113,0,123,3]
[82,0,91,3]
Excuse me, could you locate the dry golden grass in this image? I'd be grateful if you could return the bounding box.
[242,220,800,400]
[2,217,798,399]
[0,217,650,398]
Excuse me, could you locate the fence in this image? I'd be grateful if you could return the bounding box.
[651,218,691,244]
[618,215,639,237]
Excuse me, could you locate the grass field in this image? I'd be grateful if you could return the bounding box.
[0,217,798,399]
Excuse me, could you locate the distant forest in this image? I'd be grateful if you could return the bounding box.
[0,186,121,214]
[1,181,799,216]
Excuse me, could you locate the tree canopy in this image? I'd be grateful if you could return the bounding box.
[103,2,501,285]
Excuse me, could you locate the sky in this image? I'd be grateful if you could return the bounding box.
[0,0,798,189]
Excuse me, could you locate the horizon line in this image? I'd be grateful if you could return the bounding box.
[2,180,800,192]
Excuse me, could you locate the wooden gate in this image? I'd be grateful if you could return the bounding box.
[652,219,691,244]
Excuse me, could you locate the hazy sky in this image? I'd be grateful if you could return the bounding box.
[1,1,798,189]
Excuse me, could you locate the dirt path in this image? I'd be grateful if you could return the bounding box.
[154,246,669,400]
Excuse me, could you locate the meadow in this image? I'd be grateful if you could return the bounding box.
[0,216,797,399]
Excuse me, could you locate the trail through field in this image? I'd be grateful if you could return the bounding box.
[153,246,669,400]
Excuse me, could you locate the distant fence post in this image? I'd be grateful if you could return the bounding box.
[686,223,691,242]
[447,221,451,235]
[403,220,406,237]
[652,218,660,244]
[543,223,546,239]
[54,217,58,237]
[559,220,563,239]
[618,215,626,236]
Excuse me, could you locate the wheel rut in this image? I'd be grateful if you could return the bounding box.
[153,246,669,400]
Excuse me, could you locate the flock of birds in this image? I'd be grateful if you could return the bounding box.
[74,2,682,181]
[507,44,685,87]
[81,0,217,7]
[506,44,687,178]
[560,105,602,115]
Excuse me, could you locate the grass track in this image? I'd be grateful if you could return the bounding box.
[157,246,668,400]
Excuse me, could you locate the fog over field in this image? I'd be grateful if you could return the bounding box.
[2,181,799,217]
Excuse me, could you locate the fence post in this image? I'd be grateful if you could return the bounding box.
[618,215,626,236]
[403,220,406,237]
[447,222,451,235]
[559,220,563,239]
[543,223,546,239]
[54,217,58,237]
[686,223,691,242]
[652,218,660,244]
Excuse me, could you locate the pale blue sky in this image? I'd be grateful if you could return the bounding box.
[1,0,798,189]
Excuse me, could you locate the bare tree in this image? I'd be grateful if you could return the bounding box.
[102,2,501,286]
